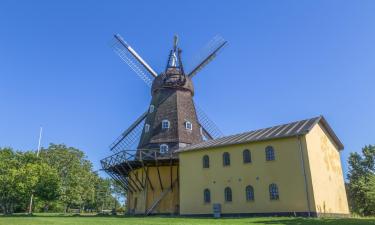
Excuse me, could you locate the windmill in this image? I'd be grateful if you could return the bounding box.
[101,34,227,215]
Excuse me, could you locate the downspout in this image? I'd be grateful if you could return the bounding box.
[298,135,312,217]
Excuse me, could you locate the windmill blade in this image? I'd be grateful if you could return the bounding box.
[200,125,214,141]
[187,35,228,78]
[112,34,158,87]
[195,103,224,139]
[109,111,148,152]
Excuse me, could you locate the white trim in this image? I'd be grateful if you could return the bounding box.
[149,105,155,113]
[160,144,169,153]
[185,121,192,130]
[145,124,150,133]
[162,119,170,129]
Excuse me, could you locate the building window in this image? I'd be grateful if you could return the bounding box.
[149,105,155,113]
[160,144,169,153]
[145,124,150,133]
[203,155,209,168]
[223,152,230,166]
[185,121,192,130]
[269,183,279,200]
[243,149,251,163]
[162,119,170,129]
[224,187,232,202]
[204,189,211,203]
[246,185,254,201]
[265,146,275,161]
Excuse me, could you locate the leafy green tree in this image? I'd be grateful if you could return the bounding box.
[348,145,375,216]
[39,144,97,212]
[0,148,60,214]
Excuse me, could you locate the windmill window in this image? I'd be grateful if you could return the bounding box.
[243,149,251,163]
[160,144,169,153]
[149,105,155,113]
[224,187,232,202]
[269,183,279,200]
[204,189,211,203]
[162,120,170,129]
[223,152,230,166]
[246,185,254,201]
[185,121,192,130]
[145,124,150,133]
[203,155,209,168]
[265,146,275,161]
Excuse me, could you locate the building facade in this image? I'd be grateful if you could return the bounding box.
[178,116,349,216]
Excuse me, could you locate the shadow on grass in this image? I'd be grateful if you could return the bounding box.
[1,214,374,225]
[252,218,375,225]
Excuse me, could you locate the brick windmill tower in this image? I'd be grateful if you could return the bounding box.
[101,34,227,215]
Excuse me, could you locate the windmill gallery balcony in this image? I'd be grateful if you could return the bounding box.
[100,149,179,194]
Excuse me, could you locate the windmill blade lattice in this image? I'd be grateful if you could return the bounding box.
[111,38,154,87]
[195,103,224,139]
[186,35,227,77]
[109,111,147,152]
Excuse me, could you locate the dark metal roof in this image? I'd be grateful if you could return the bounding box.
[177,116,344,153]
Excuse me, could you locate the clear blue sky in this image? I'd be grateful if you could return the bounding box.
[1,1,374,177]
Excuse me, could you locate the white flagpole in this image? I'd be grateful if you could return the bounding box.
[36,127,43,156]
[28,127,43,214]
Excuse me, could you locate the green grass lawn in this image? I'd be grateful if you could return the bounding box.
[0,214,374,225]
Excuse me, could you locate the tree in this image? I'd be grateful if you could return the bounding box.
[39,144,97,212]
[0,148,60,214]
[347,145,375,216]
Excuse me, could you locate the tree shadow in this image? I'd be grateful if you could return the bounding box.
[251,217,375,225]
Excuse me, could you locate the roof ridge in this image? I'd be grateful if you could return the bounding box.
[177,116,333,153]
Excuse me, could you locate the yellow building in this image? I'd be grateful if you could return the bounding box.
[178,116,349,217]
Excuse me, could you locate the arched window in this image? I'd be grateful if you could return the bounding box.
[224,187,232,202]
[204,189,211,203]
[269,183,279,200]
[149,105,155,113]
[162,119,170,129]
[160,144,169,153]
[145,124,150,133]
[246,185,254,201]
[223,152,230,166]
[265,146,275,161]
[203,155,209,168]
[243,149,251,163]
[185,121,192,130]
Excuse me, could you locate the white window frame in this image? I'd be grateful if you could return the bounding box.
[149,105,155,113]
[162,119,170,129]
[145,124,150,133]
[185,121,192,130]
[160,144,169,153]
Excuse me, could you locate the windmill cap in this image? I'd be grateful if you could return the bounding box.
[151,70,194,96]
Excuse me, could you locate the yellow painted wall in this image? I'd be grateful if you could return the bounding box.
[179,137,313,215]
[304,123,349,214]
[127,165,179,214]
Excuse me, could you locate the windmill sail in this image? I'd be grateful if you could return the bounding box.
[111,35,157,87]
[187,35,227,77]
[109,111,148,152]
[195,104,224,139]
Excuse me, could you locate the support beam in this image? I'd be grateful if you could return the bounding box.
[155,156,164,191]
[141,159,154,191]
[126,161,144,189]
[111,167,135,193]
[116,162,141,192]
[170,157,173,191]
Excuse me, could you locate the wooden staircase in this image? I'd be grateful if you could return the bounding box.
[145,178,178,215]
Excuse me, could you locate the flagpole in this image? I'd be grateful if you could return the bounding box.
[28,127,43,214]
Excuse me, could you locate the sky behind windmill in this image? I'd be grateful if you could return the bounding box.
[0,1,374,177]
